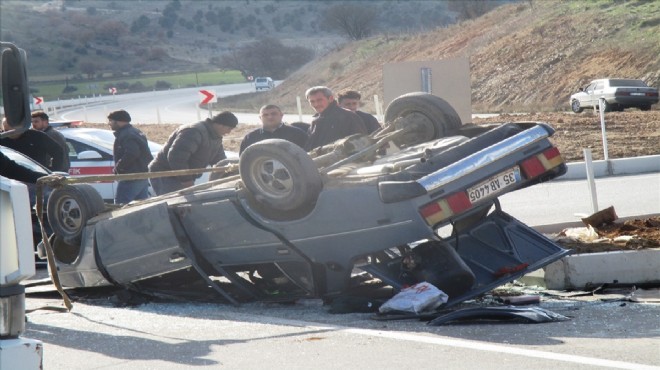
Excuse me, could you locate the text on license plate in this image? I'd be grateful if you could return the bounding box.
[467,167,521,203]
[631,92,645,96]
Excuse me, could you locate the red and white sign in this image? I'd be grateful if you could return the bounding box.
[109,87,117,95]
[33,96,44,105]
[247,75,254,81]
[199,89,217,105]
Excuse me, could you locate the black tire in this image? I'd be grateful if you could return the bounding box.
[240,139,322,213]
[571,99,584,113]
[47,184,105,245]
[601,100,612,112]
[640,105,652,111]
[384,92,462,147]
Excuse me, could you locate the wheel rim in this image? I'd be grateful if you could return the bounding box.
[394,112,438,146]
[572,100,580,112]
[249,157,294,199]
[57,197,84,233]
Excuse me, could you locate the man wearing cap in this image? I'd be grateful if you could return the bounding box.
[148,111,238,195]
[31,111,70,172]
[108,110,153,204]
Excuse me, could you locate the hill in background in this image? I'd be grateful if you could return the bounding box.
[1,0,659,112]
[222,0,660,113]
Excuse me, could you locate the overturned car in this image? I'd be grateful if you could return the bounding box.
[44,93,570,307]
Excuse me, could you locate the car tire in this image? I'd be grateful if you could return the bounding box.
[571,99,584,113]
[384,92,462,147]
[640,105,651,111]
[47,184,105,245]
[240,139,323,214]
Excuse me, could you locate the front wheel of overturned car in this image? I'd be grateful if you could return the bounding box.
[240,139,323,217]
[47,184,105,245]
[384,92,462,147]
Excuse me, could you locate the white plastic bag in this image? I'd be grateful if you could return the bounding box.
[379,281,448,314]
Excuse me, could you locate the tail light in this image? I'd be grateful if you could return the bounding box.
[420,192,471,226]
[615,91,630,97]
[520,147,563,179]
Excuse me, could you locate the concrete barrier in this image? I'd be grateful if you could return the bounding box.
[559,154,660,180]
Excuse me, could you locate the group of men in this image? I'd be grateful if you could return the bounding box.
[1,86,380,206]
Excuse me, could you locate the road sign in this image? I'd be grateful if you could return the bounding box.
[33,96,44,105]
[199,89,217,105]
[109,87,117,95]
[247,75,254,81]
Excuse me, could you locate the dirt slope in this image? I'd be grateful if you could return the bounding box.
[222,0,660,114]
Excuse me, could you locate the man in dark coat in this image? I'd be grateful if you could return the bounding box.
[31,111,70,172]
[0,150,46,183]
[108,110,153,204]
[239,104,308,154]
[337,90,382,134]
[304,86,367,151]
[148,111,238,195]
[1,117,66,172]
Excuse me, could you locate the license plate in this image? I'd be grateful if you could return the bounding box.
[467,167,521,203]
[631,92,645,96]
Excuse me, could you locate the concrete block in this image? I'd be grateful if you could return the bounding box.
[544,249,660,290]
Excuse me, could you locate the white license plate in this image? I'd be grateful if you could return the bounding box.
[631,92,645,96]
[467,167,521,203]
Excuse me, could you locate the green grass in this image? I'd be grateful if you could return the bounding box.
[29,70,246,101]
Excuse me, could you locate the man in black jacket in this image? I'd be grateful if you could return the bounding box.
[1,117,66,172]
[108,110,153,204]
[337,90,382,134]
[304,86,367,151]
[31,111,70,172]
[149,111,238,195]
[239,104,308,154]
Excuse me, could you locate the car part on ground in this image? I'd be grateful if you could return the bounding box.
[45,93,570,310]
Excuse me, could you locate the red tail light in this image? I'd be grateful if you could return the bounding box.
[521,147,563,179]
[615,91,631,97]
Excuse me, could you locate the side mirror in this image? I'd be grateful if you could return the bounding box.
[0,42,31,130]
[77,150,103,160]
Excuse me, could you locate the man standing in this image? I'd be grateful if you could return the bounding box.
[149,111,238,195]
[107,110,153,204]
[239,104,308,154]
[0,117,66,172]
[304,86,367,151]
[337,90,382,134]
[31,111,70,172]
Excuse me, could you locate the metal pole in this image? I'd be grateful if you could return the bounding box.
[598,98,609,161]
[374,95,383,122]
[583,148,599,214]
[296,96,303,122]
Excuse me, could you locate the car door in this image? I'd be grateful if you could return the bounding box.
[66,138,116,201]
[581,83,596,106]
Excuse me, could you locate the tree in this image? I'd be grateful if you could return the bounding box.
[447,0,503,21]
[217,37,314,79]
[79,61,99,79]
[322,3,378,40]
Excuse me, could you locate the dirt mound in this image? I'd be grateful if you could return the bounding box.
[557,217,660,254]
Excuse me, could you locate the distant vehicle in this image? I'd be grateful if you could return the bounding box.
[59,127,238,201]
[570,78,659,113]
[254,77,274,91]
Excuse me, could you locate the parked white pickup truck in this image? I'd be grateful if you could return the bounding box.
[569,78,659,113]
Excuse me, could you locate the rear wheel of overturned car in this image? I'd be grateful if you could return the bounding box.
[571,99,584,113]
[47,184,105,245]
[240,139,323,218]
[384,92,462,147]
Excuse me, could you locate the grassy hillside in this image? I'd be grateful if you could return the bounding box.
[222,0,660,114]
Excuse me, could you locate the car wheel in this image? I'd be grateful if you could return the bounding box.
[571,99,584,113]
[640,105,651,111]
[47,184,105,245]
[240,139,323,214]
[601,100,612,112]
[384,92,462,147]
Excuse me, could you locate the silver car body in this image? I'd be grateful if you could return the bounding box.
[570,78,659,113]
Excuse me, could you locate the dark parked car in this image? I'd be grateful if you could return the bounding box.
[570,78,659,113]
[45,93,570,307]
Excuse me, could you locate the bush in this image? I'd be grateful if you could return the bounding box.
[154,80,172,90]
[62,85,78,93]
